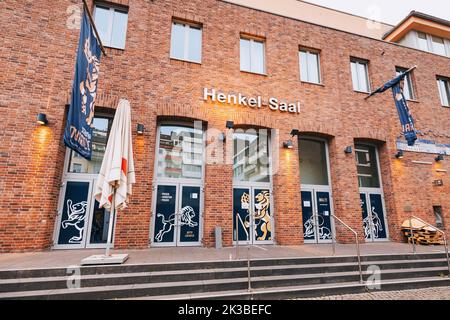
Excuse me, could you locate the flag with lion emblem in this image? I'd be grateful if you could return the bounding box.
[367,67,417,146]
[64,9,102,160]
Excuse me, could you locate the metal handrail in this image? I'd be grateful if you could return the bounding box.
[235,214,251,291]
[409,215,450,276]
[331,214,363,283]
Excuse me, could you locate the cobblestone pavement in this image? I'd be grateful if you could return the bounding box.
[299,286,450,300]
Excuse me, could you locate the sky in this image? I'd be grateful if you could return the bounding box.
[303,0,450,25]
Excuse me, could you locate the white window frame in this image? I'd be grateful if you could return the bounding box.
[415,31,450,57]
[93,4,128,50]
[299,48,321,84]
[396,67,415,101]
[240,37,266,75]
[170,21,202,64]
[350,58,371,93]
[437,77,450,107]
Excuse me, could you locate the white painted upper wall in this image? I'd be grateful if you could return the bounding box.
[222,0,393,39]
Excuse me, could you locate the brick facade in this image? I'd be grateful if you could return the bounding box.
[0,0,449,252]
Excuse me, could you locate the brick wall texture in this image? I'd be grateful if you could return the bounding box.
[0,0,449,252]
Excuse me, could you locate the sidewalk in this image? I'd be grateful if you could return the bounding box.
[0,242,446,270]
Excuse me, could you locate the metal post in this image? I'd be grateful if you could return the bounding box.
[105,192,115,257]
[444,234,450,276]
[247,245,251,292]
[355,234,363,284]
[331,215,336,255]
[410,216,416,254]
[235,214,239,260]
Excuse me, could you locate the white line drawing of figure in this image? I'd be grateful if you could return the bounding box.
[370,206,383,239]
[317,215,331,240]
[61,199,87,244]
[155,206,198,242]
[304,216,316,239]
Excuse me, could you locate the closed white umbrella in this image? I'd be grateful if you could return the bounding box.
[94,98,136,257]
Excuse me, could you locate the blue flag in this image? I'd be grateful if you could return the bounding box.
[64,9,102,160]
[367,69,417,146]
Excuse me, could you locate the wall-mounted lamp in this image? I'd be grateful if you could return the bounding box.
[283,140,294,149]
[226,120,234,129]
[137,123,145,135]
[344,146,353,154]
[395,150,404,159]
[435,154,444,162]
[37,113,48,125]
[290,129,300,137]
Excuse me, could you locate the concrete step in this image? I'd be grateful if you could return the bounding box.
[0,258,447,293]
[0,252,447,280]
[0,266,447,300]
[130,277,450,300]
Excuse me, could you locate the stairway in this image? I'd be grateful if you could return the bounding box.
[0,252,448,300]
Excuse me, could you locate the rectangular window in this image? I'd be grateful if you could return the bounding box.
[170,21,202,63]
[351,58,370,93]
[299,48,321,84]
[431,36,447,56]
[396,67,415,100]
[240,37,265,74]
[437,77,450,107]
[355,145,380,188]
[93,4,128,49]
[417,32,429,51]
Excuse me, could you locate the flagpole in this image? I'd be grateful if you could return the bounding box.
[105,191,115,257]
[365,65,417,100]
[82,0,107,56]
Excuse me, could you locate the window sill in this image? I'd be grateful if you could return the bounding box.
[105,46,125,52]
[354,90,371,95]
[170,57,202,65]
[240,70,267,77]
[301,81,324,87]
[441,105,450,108]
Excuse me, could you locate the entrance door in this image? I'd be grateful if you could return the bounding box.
[151,184,202,246]
[301,188,333,243]
[233,187,273,244]
[360,192,388,241]
[355,144,389,241]
[54,178,115,249]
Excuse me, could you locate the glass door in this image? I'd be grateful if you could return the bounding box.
[360,191,388,241]
[355,144,389,241]
[152,183,202,247]
[233,186,273,244]
[301,188,332,243]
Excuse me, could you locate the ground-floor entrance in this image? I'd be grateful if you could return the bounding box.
[360,191,389,241]
[54,178,114,249]
[301,187,333,243]
[151,183,203,247]
[233,186,274,245]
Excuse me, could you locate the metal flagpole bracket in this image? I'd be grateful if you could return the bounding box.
[82,0,107,56]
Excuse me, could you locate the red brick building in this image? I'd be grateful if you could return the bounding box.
[0,0,449,252]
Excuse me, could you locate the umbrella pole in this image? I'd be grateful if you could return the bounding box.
[105,191,115,257]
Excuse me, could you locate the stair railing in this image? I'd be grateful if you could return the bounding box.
[331,214,363,283]
[409,215,450,276]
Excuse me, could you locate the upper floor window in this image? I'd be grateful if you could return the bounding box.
[396,67,415,100]
[93,4,128,50]
[431,36,447,56]
[416,31,449,57]
[417,32,429,51]
[240,36,265,74]
[170,21,202,63]
[299,48,321,84]
[350,58,370,93]
[437,77,450,107]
